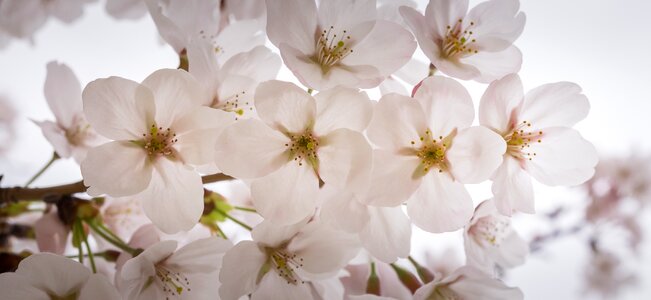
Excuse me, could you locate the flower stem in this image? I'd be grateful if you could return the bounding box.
[24,152,60,187]
[214,207,252,231]
[428,63,437,77]
[80,223,97,273]
[233,206,257,213]
[86,220,138,256]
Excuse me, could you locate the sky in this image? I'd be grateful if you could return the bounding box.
[1,0,651,299]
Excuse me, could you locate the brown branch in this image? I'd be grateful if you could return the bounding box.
[1,173,234,205]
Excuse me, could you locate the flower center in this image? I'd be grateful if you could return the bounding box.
[469,215,510,247]
[410,129,453,175]
[212,90,252,120]
[64,116,93,146]
[269,249,305,285]
[442,19,478,59]
[141,124,178,157]
[504,120,542,161]
[155,265,192,299]
[314,25,353,72]
[285,132,319,167]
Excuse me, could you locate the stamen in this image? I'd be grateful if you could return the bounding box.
[156,265,192,299]
[412,129,451,174]
[142,124,178,158]
[314,25,354,72]
[442,19,478,58]
[286,132,319,167]
[469,215,511,247]
[270,250,305,285]
[213,90,252,120]
[504,120,543,161]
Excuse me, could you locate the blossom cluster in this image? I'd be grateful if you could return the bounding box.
[0,0,599,299]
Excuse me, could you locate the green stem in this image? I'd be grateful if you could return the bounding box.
[82,229,97,273]
[24,152,60,187]
[214,207,252,231]
[74,220,84,264]
[234,206,257,213]
[215,224,228,240]
[95,221,126,245]
[86,220,138,256]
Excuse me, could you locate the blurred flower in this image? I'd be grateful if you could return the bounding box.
[105,0,147,20]
[413,266,523,300]
[584,250,637,299]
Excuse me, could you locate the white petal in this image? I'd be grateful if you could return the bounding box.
[492,156,535,215]
[526,127,597,186]
[254,80,316,133]
[361,206,411,263]
[367,93,428,150]
[379,77,408,96]
[140,159,204,233]
[214,119,289,178]
[221,46,281,83]
[0,273,49,300]
[186,37,221,103]
[265,0,317,54]
[521,81,590,129]
[251,162,318,225]
[81,141,152,197]
[425,0,469,39]
[219,241,267,300]
[35,120,72,158]
[251,219,309,248]
[365,150,422,207]
[407,172,473,233]
[44,61,82,128]
[105,0,147,20]
[288,222,360,275]
[320,188,370,233]
[141,69,204,128]
[318,128,372,191]
[463,46,523,83]
[174,107,234,165]
[313,87,373,135]
[413,76,474,136]
[78,274,120,300]
[214,19,266,65]
[165,237,232,273]
[492,231,528,269]
[399,7,441,71]
[448,266,523,299]
[318,0,376,32]
[16,253,90,297]
[478,73,524,133]
[82,76,155,140]
[466,0,525,49]
[447,126,506,184]
[251,272,313,300]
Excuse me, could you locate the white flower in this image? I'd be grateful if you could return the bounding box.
[0,253,120,300]
[342,262,412,300]
[478,73,598,215]
[0,0,94,40]
[365,76,506,233]
[117,237,232,300]
[265,0,416,91]
[401,0,525,82]
[105,0,147,20]
[35,61,104,163]
[413,266,523,300]
[219,219,360,300]
[215,80,373,225]
[80,68,233,233]
[464,199,528,275]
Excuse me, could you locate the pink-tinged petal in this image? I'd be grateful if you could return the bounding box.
[462,45,522,83]
[78,274,120,300]
[492,156,534,215]
[119,241,176,298]
[526,127,597,186]
[413,76,474,136]
[349,295,397,300]
[313,87,373,135]
[434,57,481,81]
[16,253,90,297]
[81,141,152,197]
[250,163,318,225]
[365,150,422,206]
[361,206,411,263]
[140,159,204,233]
[34,210,69,255]
[407,172,473,233]
[214,119,289,178]
[214,19,266,65]
[105,0,147,20]
[491,231,528,269]
[379,77,409,96]
[265,0,317,54]
[82,76,155,140]
[0,273,49,300]
[174,107,234,166]
[318,0,376,32]
[521,81,590,129]
[44,61,82,128]
[251,272,313,300]
[478,73,524,133]
[343,20,416,77]
[394,58,430,86]
[221,45,281,83]
[219,241,267,300]
[399,7,440,69]
[320,188,370,233]
[186,37,221,103]
[425,0,469,39]
[166,237,232,273]
[254,80,316,133]
[464,230,493,274]
[447,266,523,299]
[288,222,360,275]
[34,120,72,158]
[141,68,204,128]
[318,129,372,191]
[251,219,309,248]
[367,93,428,150]
[466,0,525,50]
[447,126,506,184]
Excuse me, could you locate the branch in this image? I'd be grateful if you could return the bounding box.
[0,173,234,205]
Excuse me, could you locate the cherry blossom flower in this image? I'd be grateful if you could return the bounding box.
[365,76,506,233]
[105,0,147,20]
[413,266,523,300]
[265,0,417,91]
[478,74,598,215]
[400,0,525,82]
[34,209,69,254]
[0,0,95,41]
[341,262,412,300]
[80,68,233,233]
[215,80,373,225]
[219,219,360,300]
[464,199,527,274]
[34,61,104,163]
[0,253,120,299]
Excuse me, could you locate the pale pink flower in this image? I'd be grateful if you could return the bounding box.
[0,253,120,299]
[101,196,150,241]
[583,251,637,299]
[80,68,233,233]
[0,0,95,40]
[464,199,527,275]
[266,0,416,91]
[401,0,525,82]
[414,266,523,300]
[105,0,147,20]
[34,209,69,255]
[219,219,360,300]
[215,80,373,225]
[35,61,104,163]
[365,76,506,233]
[478,74,598,215]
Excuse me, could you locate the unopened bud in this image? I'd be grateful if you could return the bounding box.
[390,263,422,294]
[366,262,381,296]
[408,256,435,283]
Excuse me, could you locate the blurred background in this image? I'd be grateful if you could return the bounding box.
[1,0,650,299]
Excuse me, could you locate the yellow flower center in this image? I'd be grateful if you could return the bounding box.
[141,124,178,158]
[314,25,354,73]
[442,19,478,59]
[504,120,543,161]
